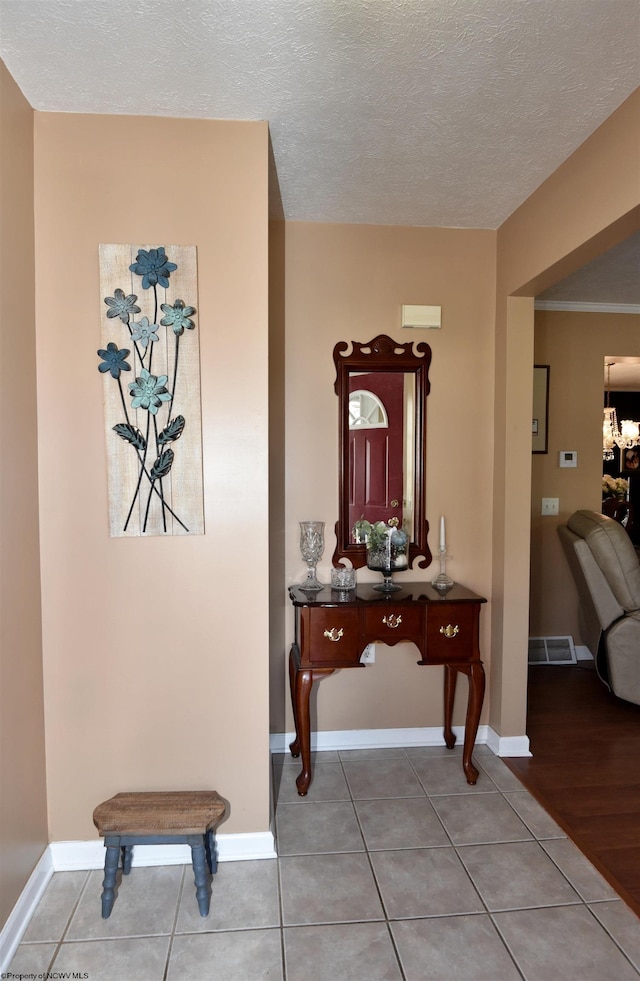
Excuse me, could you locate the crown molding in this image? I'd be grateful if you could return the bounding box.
[534,301,640,315]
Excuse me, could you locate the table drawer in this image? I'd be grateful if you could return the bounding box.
[425,604,480,662]
[363,605,423,643]
[304,608,362,666]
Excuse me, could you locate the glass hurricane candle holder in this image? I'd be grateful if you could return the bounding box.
[299,520,325,592]
[432,547,454,593]
[331,567,356,591]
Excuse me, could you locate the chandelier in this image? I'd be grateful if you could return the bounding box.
[603,362,640,461]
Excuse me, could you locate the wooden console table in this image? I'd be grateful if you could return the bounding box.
[288,582,486,796]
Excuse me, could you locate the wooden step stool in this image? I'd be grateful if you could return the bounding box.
[93,791,226,918]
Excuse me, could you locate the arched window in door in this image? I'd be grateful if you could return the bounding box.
[348,380,403,531]
[348,390,388,430]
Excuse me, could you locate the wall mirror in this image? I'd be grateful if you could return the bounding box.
[333,333,432,569]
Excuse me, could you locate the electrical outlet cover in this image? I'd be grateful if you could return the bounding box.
[360,643,376,663]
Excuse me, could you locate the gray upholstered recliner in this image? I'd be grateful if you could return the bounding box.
[558,509,640,705]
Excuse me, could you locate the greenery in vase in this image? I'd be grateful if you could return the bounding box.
[353,516,409,567]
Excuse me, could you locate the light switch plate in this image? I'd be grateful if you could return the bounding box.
[542,498,559,516]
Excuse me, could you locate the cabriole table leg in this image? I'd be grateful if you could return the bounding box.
[462,661,485,785]
[293,666,314,795]
[288,645,302,759]
[443,664,457,749]
[441,662,485,784]
[288,649,335,795]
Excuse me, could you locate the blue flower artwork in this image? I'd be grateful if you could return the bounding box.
[98,244,204,537]
[129,247,178,289]
[98,342,132,378]
[104,288,141,322]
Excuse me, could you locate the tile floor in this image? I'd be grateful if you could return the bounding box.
[8,745,640,980]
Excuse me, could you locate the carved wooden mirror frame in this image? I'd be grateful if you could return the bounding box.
[333,333,432,570]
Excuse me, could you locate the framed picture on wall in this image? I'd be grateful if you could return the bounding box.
[532,365,549,454]
[621,445,640,474]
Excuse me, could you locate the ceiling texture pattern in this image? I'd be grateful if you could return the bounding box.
[1,0,639,298]
[537,230,640,306]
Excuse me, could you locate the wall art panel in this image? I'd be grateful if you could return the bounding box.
[98,244,204,537]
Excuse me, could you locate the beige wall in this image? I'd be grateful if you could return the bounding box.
[33,114,271,841]
[530,310,640,641]
[278,222,497,734]
[268,218,287,732]
[488,296,535,737]
[0,63,48,927]
[492,87,640,737]
[499,89,640,300]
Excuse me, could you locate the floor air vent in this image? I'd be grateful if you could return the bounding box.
[528,636,577,665]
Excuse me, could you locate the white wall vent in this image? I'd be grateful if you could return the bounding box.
[528,636,577,665]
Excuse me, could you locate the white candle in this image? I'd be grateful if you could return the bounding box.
[440,516,446,552]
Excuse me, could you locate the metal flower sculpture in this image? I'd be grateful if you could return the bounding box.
[98,246,197,534]
[98,342,132,379]
[129,247,178,289]
[104,288,141,323]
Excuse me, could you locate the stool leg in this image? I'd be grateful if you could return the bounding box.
[191,841,211,916]
[101,844,120,918]
[205,830,218,875]
[122,845,133,874]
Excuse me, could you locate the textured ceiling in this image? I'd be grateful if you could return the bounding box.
[538,231,640,306]
[1,0,639,298]
[605,358,640,392]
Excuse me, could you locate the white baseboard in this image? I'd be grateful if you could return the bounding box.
[0,829,274,972]
[485,730,532,757]
[50,830,277,872]
[270,725,531,757]
[270,725,485,753]
[0,847,53,975]
[214,832,277,862]
[575,645,594,661]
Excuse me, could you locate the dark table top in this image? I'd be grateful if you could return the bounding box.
[289,581,487,607]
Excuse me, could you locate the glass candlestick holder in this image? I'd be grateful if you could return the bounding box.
[299,520,325,592]
[432,547,454,593]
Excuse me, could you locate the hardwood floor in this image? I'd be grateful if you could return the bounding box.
[504,662,640,918]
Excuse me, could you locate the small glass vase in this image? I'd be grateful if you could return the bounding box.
[299,520,325,592]
[366,535,407,592]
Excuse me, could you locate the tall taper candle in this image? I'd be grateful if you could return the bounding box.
[440,516,446,551]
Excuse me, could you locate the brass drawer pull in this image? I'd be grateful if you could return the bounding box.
[383,614,402,629]
[323,627,344,642]
[439,624,459,639]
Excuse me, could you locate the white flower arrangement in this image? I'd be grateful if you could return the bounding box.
[602,474,629,498]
